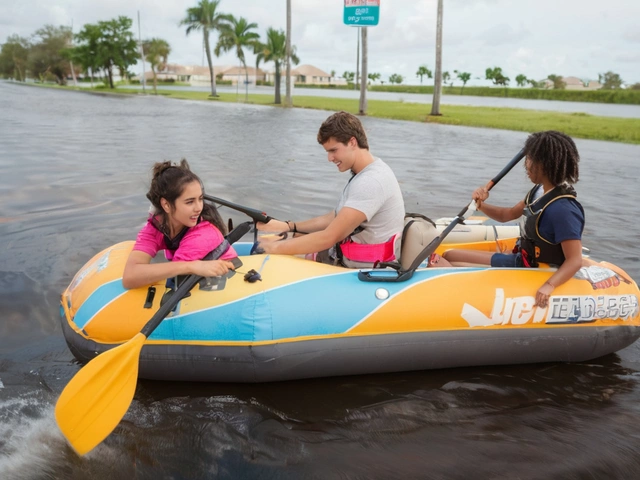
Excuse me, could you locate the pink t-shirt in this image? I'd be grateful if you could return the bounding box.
[133,218,238,261]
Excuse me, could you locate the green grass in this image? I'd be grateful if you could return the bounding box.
[29,83,640,145]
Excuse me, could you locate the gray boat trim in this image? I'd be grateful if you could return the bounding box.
[60,316,640,383]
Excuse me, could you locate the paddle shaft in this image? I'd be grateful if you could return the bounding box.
[140,273,202,337]
[404,148,526,275]
[204,194,271,224]
[451,148,526,221]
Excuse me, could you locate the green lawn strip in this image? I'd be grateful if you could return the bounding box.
[288,96,640,144]
[31,84,640,145]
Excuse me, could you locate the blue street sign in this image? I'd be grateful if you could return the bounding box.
[344,0,380,27]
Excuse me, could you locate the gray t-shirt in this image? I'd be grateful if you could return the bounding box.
[335,157,405,245]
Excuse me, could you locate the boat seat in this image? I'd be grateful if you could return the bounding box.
[400,214,439,270]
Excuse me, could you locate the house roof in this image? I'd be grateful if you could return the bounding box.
[160,64,210,76]
[291,64,331,77]
[563,76,585,86]
[220,66,265,76]
[158,64,240,76]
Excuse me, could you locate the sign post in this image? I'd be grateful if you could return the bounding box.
[344,1,379,116]
[343,0,380,27]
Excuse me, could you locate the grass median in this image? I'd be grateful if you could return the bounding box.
[41,84,640,144]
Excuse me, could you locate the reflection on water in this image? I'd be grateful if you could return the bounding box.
[1,81,640,479]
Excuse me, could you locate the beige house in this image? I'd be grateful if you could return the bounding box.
[291,64,332,85]
[543,76,602,90]
[138,64,212,84]
[264,64,347,86]
[138,64,266,85]
[563,76,602,90]
[140,63,348,87]
[218,66,266,85]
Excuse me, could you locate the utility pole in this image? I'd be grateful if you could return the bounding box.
[430,0,443,116]
[355,29,360,90]
[138,11,146,93]
[358,27,368,115]
[285,0,292,107]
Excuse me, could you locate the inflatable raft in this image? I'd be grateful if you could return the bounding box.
[60,221,640,383]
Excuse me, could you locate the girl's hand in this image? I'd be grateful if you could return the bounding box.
[472,186,489,210]
[472,186,489,201]
[192,259,235,277]
[535,281,554,308]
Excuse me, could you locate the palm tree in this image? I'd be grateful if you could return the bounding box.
[416,65,432,84]
[285,0,292,107]
[255,28,299,104]
[215,15,260,101]
[180,0,228,97]
[430,0,443,116]
[455,70,472,93]
[142,38,170,94]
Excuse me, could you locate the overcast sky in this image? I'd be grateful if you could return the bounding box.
[2,0,639,86]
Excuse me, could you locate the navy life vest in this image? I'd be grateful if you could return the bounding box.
[518,184,583,268]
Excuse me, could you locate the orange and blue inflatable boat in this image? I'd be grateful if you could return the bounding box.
[60,225,640,382]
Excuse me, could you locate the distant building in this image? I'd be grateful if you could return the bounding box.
[291,64,332,85]
[137,64,264,85]
[138,63,348,87]
[542,76,602,90]
[582,79,602,90]
[219,66,266,85]
[264,64,346,86]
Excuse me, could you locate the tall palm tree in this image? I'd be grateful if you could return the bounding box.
[180,0,228,97]
[430,0,443,116]
[255,28,299,105]
[285,0,292,107]
[142,38,170,94]
[215,15,260,101]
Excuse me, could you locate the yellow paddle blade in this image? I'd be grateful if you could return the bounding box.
[55,332,146,456]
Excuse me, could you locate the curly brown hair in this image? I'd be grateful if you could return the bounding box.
[146,159,226,234]
[317,111,369,149]
[523,130,580,186]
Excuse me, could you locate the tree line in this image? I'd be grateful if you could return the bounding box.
[0,0,299,104]
[316,65,634,93]
[414,64,631,91]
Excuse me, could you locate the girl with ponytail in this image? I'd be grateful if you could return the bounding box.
[122,159,237,289]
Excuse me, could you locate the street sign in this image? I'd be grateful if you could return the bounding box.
[344,0,380,27]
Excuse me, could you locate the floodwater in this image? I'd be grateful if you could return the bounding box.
[125,82,640,119]
[1,80,640,479]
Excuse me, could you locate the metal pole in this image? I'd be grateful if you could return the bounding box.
[138,11,146,93]
[358,27,368,115]
[285,0,292,107]
[355,28,360,90]
[430,0,443,116]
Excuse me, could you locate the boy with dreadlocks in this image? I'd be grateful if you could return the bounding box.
[442,130,584,308]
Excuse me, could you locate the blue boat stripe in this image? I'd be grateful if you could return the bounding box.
[72,267,487,343]
[346,268,484,332]
[73,279,128,329]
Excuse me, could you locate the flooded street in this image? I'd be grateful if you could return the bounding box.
[1,81,640,479]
